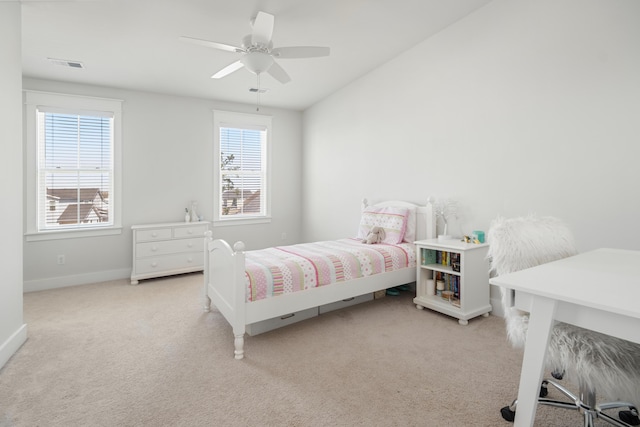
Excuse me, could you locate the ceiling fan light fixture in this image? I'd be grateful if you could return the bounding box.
[241,51,273,75]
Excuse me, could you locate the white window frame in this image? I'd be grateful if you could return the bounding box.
[25,90,123,241]
[213,110,272,226]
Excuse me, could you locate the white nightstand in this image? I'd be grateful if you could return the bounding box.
[413,239,491,325]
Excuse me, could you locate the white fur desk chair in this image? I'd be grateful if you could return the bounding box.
[487,216,640,427]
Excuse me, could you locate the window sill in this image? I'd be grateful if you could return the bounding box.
[25,226,123,242]
[213,216,272,227]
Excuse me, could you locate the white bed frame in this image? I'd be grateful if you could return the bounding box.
[203,199,436,359]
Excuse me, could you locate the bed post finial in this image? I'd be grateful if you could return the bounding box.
[233,241,245,252]
[362,198,368,210]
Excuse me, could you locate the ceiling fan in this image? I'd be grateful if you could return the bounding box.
[180,11,330,84]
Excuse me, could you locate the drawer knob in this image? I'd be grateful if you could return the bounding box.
[187,243,193,248]
[151,246,158,252]
[187,257,193,263]
[187,230,193,234]
[151,262,158,268]
[151,232,158,237]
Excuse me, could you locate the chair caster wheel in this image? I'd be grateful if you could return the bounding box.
[500,406,516,422]
[539,386,548,398]
[619,410,640,426]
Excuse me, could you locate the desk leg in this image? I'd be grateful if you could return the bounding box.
[514,295,557,427]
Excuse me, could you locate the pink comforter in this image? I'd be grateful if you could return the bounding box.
[245,238,415,302]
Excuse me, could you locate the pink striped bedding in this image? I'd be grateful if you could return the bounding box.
[244,238,416,302]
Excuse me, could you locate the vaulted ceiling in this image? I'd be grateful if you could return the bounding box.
[21,0,492,110]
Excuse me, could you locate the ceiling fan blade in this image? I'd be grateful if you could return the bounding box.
[179,36,244,53]
[211,60,245,79]
[267,60,291,84]
[251,11,274,45]
[271,46,330,59]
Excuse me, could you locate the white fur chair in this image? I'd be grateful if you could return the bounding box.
[487,215,640,426]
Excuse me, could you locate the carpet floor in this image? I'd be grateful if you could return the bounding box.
[0,273,615,426]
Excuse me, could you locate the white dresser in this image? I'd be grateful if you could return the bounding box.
[131,221,210,284]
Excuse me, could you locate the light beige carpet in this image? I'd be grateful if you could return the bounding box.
[0,273,614,426]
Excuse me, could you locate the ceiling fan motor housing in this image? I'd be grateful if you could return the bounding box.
[241,34,272,52]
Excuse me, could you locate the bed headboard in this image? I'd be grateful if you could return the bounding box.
[362,198,436,242]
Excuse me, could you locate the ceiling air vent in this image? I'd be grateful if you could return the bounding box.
[249,87,268,93]
[48,58,85,69]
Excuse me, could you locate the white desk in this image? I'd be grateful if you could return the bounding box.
[489,248,640,427]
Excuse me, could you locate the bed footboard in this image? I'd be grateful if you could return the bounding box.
[204,231,247,359]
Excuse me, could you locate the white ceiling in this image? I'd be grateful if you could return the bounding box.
[20,0,492,111]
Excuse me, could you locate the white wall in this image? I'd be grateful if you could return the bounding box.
[303,0,640,247]
[302,0,640,309]
[0,3,27,370]
[23,79,303,291]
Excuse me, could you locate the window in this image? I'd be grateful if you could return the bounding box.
[25,91,122,240]
[213,111,271,224]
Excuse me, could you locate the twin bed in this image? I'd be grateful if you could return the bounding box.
[203,199,436,359]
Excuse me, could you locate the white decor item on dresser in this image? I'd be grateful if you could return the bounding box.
[131,221,210,284]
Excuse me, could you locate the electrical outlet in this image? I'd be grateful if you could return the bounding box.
[57,254,65,265]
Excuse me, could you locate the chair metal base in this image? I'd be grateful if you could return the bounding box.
[500,378,640,427]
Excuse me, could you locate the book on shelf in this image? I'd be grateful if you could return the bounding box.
[420,247,463,269]
[434,250,456,267]
[451,252,461,272]
[422,248,436,265]
[434,273,461,301]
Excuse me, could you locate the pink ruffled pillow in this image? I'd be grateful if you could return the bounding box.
[357,206,409,244]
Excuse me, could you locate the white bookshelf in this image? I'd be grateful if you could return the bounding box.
[414,239,491,325]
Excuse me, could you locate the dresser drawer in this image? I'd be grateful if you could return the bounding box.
[136,228,172,242]
[135,238,202,258]
[173,224,208,239]
[134,252,204,275]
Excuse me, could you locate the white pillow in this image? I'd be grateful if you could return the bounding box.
[403,207,417,243]
[357,206,409,244]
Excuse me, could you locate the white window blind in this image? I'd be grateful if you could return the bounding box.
[36,108,114,230]
[219,125,266,217]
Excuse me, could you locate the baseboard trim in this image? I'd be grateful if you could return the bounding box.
[0,323,27,371]
[24,268,131,293]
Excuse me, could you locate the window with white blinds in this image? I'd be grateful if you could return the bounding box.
[37,110,113,230]
[25,91,122,240]
[213,111,271,223]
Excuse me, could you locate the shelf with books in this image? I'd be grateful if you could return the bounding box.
[414,239,491,325]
